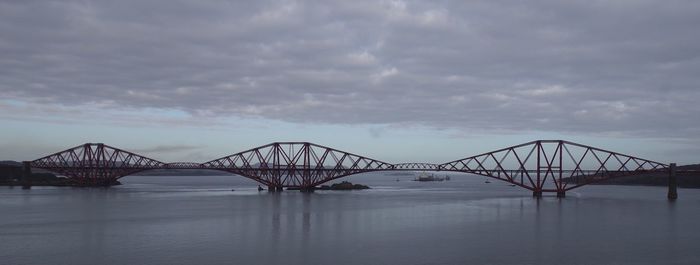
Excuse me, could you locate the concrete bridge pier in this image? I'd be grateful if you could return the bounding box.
[532,190,565,198]
[668,163,677,200]
[532,190,542,198]
[21,161,31,190]
[267,185,283,192]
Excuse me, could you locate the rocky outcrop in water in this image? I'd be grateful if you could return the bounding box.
[319,181,369,190]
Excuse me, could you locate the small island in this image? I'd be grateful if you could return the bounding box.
[318,181,370,190]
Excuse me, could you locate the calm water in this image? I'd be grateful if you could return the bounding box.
[1,173,699,265]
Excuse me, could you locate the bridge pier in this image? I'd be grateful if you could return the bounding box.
[268,185,283,192]
[668,163,677,200]
[533,190,565,198]
[21,161,31,190]
[532,190,542,198]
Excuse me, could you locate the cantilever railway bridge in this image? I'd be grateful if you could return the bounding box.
[24,140,676,197]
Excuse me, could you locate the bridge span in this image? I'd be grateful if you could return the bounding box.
[23,140,676,198]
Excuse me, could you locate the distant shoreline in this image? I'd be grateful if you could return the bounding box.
[0,179,73,187]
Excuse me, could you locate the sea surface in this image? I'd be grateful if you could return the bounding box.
[1,173,699,265]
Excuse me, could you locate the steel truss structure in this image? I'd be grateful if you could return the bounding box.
[440,140,667,196]
[30,140,668,194]
[201,142,393,189]
[31,143,165,186]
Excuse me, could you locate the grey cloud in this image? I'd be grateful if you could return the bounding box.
[1,0,700,138]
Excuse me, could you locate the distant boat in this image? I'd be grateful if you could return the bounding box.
[414,172,447,182]
[484,179,491,183]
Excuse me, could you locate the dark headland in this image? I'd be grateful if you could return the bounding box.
[562,164,700,188]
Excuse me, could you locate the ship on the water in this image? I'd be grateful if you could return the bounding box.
[413,172,450,182]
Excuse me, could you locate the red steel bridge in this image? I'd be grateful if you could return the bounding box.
[26,140,673,197]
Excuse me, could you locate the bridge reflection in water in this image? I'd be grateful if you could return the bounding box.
[25,140,674,198]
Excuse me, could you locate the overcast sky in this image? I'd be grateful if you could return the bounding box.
[1,0,699,164]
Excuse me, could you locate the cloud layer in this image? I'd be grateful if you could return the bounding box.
[2,0,700,138]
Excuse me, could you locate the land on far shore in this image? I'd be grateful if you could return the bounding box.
[563,164,700,188]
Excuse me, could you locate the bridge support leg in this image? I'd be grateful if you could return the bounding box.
[556,191,566,198]
[532,190,542,198]
[268,185,283,192]
[668,163,677,200]
[21,161,31,190]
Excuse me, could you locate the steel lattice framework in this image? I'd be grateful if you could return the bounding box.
[394,163,441,170]
[31,143,166,186]
[201,142,393,189]
[440,140,668,195]
[29,140,669,194]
